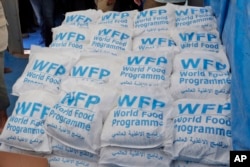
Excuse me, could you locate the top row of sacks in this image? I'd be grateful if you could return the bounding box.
[61,3,217,32]
[49,4,224,56]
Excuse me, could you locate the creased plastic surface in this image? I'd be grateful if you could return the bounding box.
[204,0,250,150]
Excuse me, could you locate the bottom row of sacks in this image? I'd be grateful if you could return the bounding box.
[0,87,231,166]
[46,146,228,167]
[0,144,230,167]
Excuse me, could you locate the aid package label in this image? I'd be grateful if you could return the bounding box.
[168,3,217,30]
[61,9,102,28]
[51,138,99,162]
[170,52,231,99]
[12,47,80,96]
[101,88,173,149]
[133,5,175,34]
[44,78,119,154]
[70,54,122,85]
[99,147,171,167]
[0,90,59,153]
[115,51,174,89]
[97,10,137,29]
[164,98,232,165]
[171,29,223,53]
[47,155,98,167]
[50,25,91,50]
[132,32,179,52]
[89,25,133,56]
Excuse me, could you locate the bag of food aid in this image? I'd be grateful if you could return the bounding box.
[0,90,59,153]
[44,78,119,154]
[164,98,232,166]
[12,46,80,96]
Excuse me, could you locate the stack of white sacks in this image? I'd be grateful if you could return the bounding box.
[0,3,231,167]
